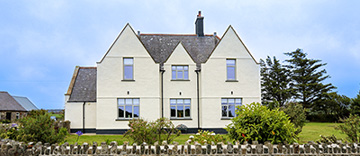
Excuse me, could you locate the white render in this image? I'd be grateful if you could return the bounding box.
[65,23,261,134]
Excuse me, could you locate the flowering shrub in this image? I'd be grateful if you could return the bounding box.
[188,130,226,145]
[124,118,180,145]
[336,114,360,142]
[226,103,298,144]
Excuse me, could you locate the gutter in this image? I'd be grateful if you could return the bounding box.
[195,69,201,130]
[83,102,85,133]
[160,69,165,118]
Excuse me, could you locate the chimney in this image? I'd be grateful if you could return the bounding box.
[195,11,204,37]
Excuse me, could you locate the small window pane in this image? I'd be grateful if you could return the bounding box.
[172,70,176,79]
[222,106,227,117]
[177,99,184,104]
[227,59,235,65]
[118,99,125,105]
[125,106,132,118]
[227,67,235,80]
[228,99,235,104]
[125,99,132,104]
[124,66,133,79]
[185,106,190,117]
[170,99,176,105]
[171,107,176,117]
[184,71,188,79]
[133,99,139,105]
[124,58,133,65]
[177,66,183,70]
[228,105,235,117]
[184,66,188,70]
[184,99,190,105]
[177,71,183,79]
[133,106,139,118]
[118,106,125,118]
[172,66,176,70]
[236,99,241,105]
[177,106,184,117]
[221,99,227,105]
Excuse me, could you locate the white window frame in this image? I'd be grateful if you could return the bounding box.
[117,98,139,119]
[170,99,191,119]
[226,59,236,80]
[221,98,242,118]
[123,58,134,80]
[172,65,189,80]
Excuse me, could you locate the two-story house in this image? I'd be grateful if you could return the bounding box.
[65,12,261,134]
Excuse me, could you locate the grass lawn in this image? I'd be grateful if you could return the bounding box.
[298,122,347,143]
[65,122,347,145]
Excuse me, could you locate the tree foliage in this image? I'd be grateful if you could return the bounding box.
[260,56,294,107]
[226,103,298,144]
[284,48,336,109]
[351,91,360,115]
[281,102,307,134]
[336,114,360,143]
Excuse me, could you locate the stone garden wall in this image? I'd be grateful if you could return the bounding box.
[1,139,360,156]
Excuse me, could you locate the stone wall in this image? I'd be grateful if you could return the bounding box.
[1,139,360,156]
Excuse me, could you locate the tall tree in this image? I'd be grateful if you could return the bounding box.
[260,56,294,107]
[350,90,360,115]
[285,48,335,108]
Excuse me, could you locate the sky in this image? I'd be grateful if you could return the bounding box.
[1,0,359,109]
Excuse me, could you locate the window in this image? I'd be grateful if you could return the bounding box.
[118,98,139,119]
[226,59,236,80]
[172,65,189,80]
[170,99,191,118]
[221,98,242,118]
[16,112,20,119]
[123,58,133,80]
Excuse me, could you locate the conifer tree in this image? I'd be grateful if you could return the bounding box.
[285,48,335,108]
[260,56,294,107]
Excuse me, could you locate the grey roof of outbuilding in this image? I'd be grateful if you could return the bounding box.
[0,92,27,111]
[12,96,38,111]
[139,34,220,64]
[68,67,97,102]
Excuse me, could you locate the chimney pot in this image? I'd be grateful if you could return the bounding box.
[213,32,217,37]
[198,11,201,17]
[137,31,140,36]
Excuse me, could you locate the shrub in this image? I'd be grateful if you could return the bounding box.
[281,102,307,134]
[225,103,298,144]
[188,130,226,145]
[316,135,342,144]
[16,110,68,144]
[336,114,360,142]
[124,117,180,145]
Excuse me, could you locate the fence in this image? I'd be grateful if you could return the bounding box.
[1,139,360,156]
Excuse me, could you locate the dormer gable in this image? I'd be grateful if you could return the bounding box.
[164,42,196,65]
[206,25,258,64]
[98,23,155,64]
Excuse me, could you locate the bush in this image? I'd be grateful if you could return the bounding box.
[225,103,298,144]
[336,114,360,142]
[188,130,226,145]
[281,102,307,134]
[124,118,180,145]
[17,110,68,144]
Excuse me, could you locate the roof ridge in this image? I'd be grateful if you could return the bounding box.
[140,33,218,37]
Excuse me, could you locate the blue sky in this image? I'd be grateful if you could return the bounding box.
[1,0,359,109]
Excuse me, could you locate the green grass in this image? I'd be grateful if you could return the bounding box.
[65,122,348,145]
[298,122,346,143]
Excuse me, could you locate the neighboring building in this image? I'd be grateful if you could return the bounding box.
[65,12,261,134]
[0,91,38,121]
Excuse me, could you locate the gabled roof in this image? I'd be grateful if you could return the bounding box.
[0,91,27,112]
[12,96,38,111]
[139,34,220,64]
[67,67,97,102]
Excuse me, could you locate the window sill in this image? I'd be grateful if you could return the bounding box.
[225,80,238,82]
[171,79,190,81]
[221,118,233,120]
[170,118,192,120]
[122,79,135,82]
[115,118,137,121]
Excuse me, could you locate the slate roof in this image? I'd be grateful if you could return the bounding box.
[67,67,97,102]
[13,96,38,111]
[139,34,220,64]
[0,91,27,111]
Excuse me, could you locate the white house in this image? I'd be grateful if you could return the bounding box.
[64,12,261,134]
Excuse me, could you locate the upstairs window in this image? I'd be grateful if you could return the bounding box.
[123,58,133,80]
[226,59,236,80]
[221,98,242,118]
[118,98,139,119]
[170,99,191,119]
[172,65,189,80]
